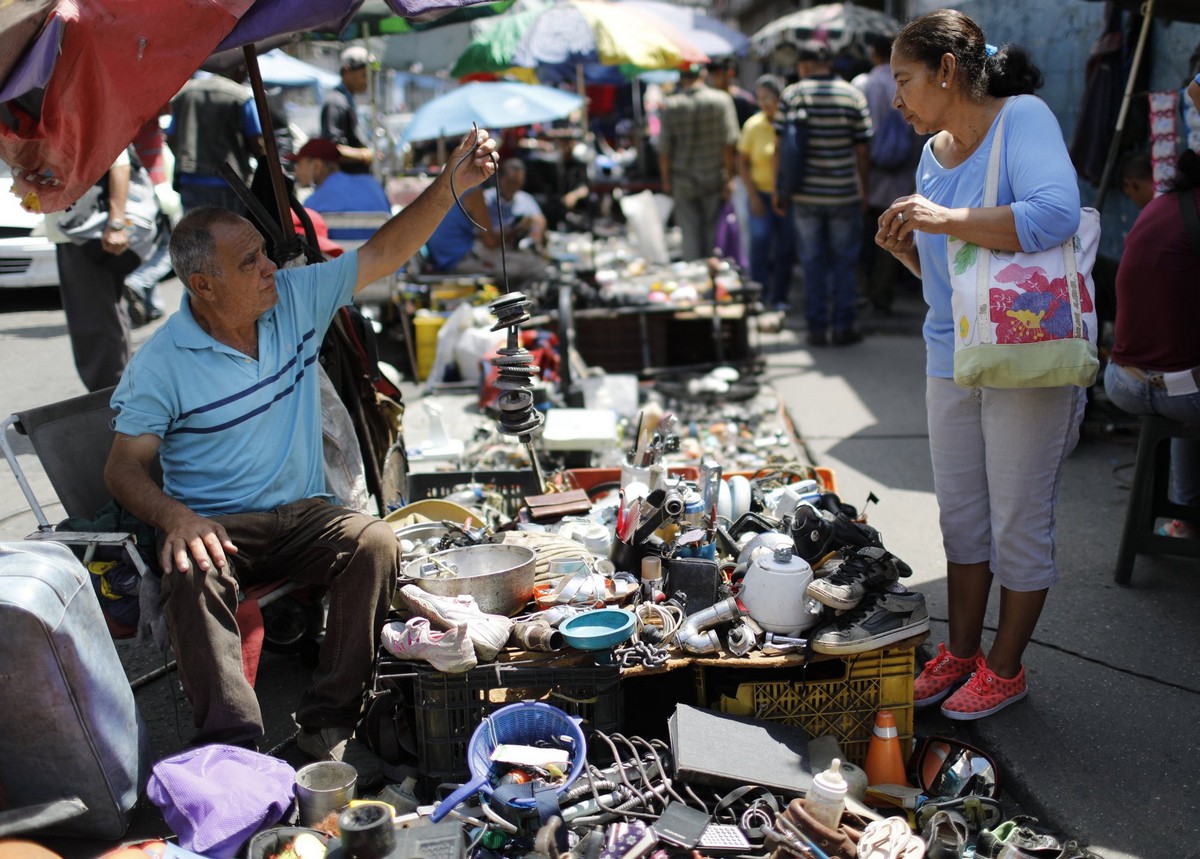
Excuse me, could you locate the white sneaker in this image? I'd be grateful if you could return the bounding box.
[398,584,513,662]
[381,617,476,673]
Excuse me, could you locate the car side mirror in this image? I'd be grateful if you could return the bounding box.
[909,735,1001,800]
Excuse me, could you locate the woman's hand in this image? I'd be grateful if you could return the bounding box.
[879,194,951,241]
[748,192,766,218]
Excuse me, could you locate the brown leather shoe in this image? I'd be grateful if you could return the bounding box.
[768,798,862,859]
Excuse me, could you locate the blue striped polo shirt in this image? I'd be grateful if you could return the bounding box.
[111,251,358,516]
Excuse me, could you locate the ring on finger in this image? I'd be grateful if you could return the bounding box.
[896,212,906,224]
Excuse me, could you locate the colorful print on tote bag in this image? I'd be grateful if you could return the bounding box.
[948,107,1100,389]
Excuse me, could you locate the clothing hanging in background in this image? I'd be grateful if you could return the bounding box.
[1148,90,1179,194]
[1070,5,1152,186]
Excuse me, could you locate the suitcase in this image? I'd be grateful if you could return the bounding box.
[0,541,149,838]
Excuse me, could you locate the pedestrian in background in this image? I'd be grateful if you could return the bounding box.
[775,40,872,346]
[289,137,391,241]
[658,64,740,261]
[876,10,1083,720]
[737,75,795,311]
[322,47,376,176]
[167,65,264,213]
[854,34,921,316]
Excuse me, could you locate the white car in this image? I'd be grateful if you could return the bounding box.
[0,163,58,289]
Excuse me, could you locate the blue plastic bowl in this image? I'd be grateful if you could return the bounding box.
[560,608,636,651]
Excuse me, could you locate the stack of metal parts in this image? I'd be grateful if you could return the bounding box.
[489,292,545,486]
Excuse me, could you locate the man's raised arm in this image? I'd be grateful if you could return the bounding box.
[104,433,238,575]
[355,128,498,292]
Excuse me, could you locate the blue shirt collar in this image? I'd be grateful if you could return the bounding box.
[170,292,277,354]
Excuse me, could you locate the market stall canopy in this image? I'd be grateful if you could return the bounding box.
[750,2,900,57]
[615,0,748,59]
[400,81,584,143]
[451,0,707,79]
[0,0,501,213]
[255,50,342,89]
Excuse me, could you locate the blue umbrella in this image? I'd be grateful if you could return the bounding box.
[400,81,584,144]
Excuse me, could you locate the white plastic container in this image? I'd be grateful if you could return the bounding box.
[804,758,848,831]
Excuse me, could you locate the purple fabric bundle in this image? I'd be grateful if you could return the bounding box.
[146,745,296,859]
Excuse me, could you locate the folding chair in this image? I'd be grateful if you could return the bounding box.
[0,388,300,672]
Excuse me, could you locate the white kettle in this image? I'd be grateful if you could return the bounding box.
[739,545,825,635]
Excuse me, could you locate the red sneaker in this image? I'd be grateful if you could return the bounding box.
[941,658,1028,720]
[913,643,981,706]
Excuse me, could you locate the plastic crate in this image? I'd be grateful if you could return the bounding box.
[697,646,915,767]
[408,662,623,786]
[405,469,543,519]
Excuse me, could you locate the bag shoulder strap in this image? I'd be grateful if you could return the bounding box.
[1178,189,1200,255]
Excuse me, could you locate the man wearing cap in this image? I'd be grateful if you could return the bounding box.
[658,64,740,261]
[321,47,375,175]
[168,65,265,213]
[290,137,391,241]
[774,40,872,347]
[103,130,499,762]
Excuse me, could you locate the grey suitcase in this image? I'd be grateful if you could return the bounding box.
[0,541,149,838]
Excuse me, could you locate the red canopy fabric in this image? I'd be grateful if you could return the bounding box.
[1,0,253,213]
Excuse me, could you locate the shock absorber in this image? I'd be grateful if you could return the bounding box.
[489,291,545,488]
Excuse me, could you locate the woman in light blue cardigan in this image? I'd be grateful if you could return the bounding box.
[876,9,1085,720]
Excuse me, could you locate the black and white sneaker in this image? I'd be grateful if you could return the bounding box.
[806,546,913,610]
[810,590,929,655]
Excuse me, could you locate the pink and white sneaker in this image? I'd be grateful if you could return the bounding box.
[381,617,476,673]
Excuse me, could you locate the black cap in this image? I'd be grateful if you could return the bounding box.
[794,39,831,63]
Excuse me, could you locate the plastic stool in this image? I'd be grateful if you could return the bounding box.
[1114,415,1200,585]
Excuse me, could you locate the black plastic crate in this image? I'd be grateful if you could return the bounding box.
[405,469,543,519]
[409,661,623,786]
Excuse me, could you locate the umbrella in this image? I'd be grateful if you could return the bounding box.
[255,49,341,89]
[400,81,583,144]
[0,0,502,213]
[450,0,707,79]
[615,0,748,59]
[750,2,900,58]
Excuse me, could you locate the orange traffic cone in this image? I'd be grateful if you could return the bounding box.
[863,709,910,787]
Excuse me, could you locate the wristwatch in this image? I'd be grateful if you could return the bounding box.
[107,218,127,232]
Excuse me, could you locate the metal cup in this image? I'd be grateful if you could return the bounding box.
[295,761,357,826]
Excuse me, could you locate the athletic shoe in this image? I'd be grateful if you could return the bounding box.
[913,642,983,707]
[941,657,1028,720]
[381,617,476,673]
[810,590,929,655]
[398,584,513,662]
[805,546,913,610]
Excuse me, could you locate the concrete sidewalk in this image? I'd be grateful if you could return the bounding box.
[757,306,1200,859]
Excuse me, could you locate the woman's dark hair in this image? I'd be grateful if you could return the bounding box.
[1171,149,1200,193]
[755,74,783,97]
[894,9,1043,100]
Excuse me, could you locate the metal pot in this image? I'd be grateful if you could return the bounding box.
[401,544,536,617]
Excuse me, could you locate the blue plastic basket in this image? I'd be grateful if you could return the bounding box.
[430,701,587,821]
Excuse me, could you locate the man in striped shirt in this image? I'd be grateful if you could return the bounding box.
[774,41,872,346]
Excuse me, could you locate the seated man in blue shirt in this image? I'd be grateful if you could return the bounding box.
[291,137,392,241]
[103,130,498,760]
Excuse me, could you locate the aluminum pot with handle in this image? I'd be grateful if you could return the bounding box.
[401,544,536,617]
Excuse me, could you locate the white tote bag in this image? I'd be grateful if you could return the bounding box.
[948,110,1100,389]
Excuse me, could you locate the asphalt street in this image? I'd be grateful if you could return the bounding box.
[2,279,1197,858]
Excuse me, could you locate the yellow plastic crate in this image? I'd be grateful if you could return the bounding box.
[700,647,915,767]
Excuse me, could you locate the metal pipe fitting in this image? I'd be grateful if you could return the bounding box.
[675,596,741,655]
